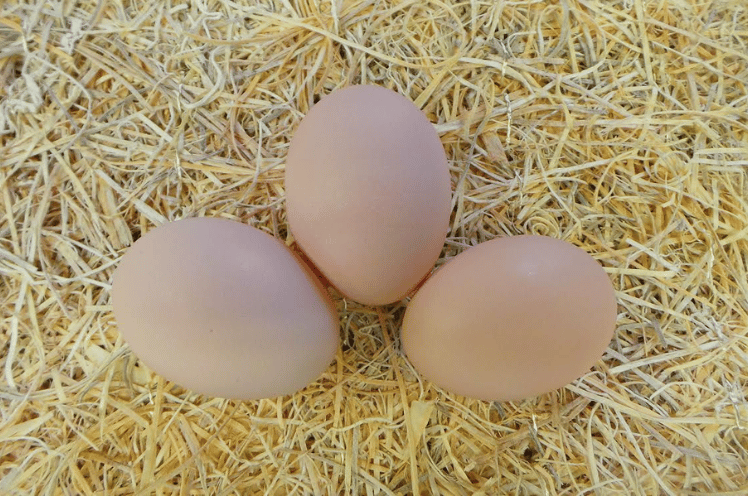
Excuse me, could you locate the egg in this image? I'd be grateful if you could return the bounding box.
[111,217,339,400]
[285,85,451,306]
[401,235,617,402]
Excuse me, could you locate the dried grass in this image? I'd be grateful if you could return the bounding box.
[2,0,748,494]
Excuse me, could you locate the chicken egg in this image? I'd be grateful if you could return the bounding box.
[402,235,617,402]
[111,217,339,400]
[285,85,452,306]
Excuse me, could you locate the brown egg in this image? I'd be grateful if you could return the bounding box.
[111,217,339,400]
[402,235,617,402]
[285,85,451,306]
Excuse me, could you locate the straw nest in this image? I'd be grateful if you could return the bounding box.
[1,0,747,494]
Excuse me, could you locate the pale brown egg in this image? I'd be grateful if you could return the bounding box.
[111,217,339,400]
[402,235,617,402]
[285,85,451,306]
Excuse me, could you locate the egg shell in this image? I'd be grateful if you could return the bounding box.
[111,217,339,400]
[285,85,452,306]
[402,235,617,402]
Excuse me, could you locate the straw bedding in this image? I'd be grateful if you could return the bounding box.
[1,0,747,494]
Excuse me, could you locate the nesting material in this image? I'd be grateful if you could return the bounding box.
[1,0,747,494]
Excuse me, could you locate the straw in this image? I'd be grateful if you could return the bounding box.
[1,0,747,494]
